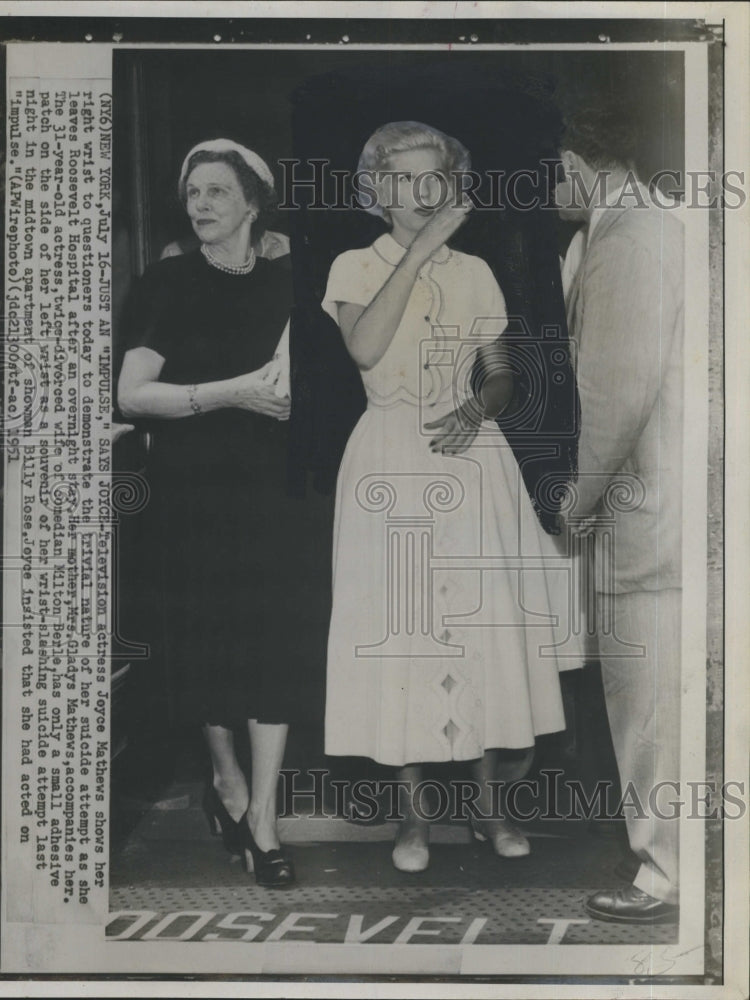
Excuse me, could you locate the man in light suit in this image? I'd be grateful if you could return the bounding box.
[556,101,683,923]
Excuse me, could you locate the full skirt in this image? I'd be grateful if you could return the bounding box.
[324,402,582,766]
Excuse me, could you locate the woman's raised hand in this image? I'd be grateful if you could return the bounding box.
[410,197,473,263]
[230,366,291,420]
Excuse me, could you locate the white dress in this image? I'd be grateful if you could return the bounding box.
[323,232,581,767]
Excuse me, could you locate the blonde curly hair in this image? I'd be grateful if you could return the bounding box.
[355,120,471,219]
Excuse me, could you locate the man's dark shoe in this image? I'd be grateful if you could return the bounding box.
[585,885,678,924]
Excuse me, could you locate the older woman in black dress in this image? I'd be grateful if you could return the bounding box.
[118,139,295,887]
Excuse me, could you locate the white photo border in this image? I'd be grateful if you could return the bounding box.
[0,3,747,998]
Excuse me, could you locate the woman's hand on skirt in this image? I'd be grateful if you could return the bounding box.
[424,403,480,455]
[229,368,291,420]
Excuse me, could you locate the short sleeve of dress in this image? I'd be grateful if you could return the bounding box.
[121,261,177,360]
[321,248,384,325]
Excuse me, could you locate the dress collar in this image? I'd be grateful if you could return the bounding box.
[373,231,451,267]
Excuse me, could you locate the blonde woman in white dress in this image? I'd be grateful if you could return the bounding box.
[322,122,580,872]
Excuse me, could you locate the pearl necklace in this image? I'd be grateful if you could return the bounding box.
[201,243,257,275]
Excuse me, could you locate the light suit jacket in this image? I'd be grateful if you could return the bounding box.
[565,203,684,593]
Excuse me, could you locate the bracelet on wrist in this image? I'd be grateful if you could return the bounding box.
[187,384,202,415]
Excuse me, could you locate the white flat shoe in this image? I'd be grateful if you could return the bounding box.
[392,825,430,872]
[471,818,530,858]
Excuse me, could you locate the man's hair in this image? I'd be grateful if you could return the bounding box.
[561,100,639,172]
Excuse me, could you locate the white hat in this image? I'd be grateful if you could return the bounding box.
[179,139,275,192]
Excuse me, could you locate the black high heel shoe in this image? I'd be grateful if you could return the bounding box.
[202,784,246,857]
[241,817,296,889]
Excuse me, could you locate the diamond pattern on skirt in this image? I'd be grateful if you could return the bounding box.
[443,719,461,746]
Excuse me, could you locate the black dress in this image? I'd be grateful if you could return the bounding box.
[124,249,296,727]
